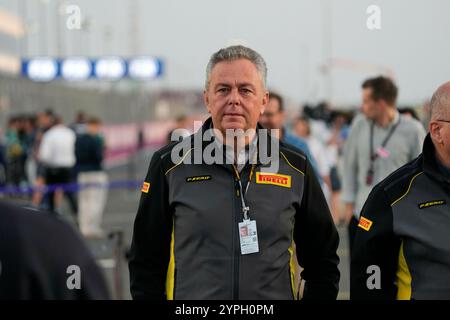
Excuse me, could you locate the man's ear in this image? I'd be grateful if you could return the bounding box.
[204,90,211,113]
[429,121,443,144]
[261,91,269,115]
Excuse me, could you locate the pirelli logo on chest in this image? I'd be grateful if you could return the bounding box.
[358,216,373,231]
[418,200,446,209]
[255,172,291,188]
[186,175,212,183]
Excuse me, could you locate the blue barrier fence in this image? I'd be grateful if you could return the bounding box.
[0,180,143,195]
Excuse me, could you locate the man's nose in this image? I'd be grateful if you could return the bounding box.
[228,88,241,106]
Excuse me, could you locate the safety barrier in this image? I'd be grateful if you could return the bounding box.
[0,179,143,195]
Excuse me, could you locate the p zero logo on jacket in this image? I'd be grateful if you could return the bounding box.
[418,200,446,209]
[141,182,150,193]
[186,175,212,183]
[358,216,373,231]
[256,172,291,188]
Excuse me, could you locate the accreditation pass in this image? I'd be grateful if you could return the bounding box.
[238,219,259,255]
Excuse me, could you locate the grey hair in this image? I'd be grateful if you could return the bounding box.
[430,82,450,120]
[205,45,267,90]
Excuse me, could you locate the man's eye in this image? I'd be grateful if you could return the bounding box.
[240,88,252,94]
[217,88,229,93]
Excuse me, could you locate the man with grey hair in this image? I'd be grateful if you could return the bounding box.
[351,81,450,299]
[129,45,339,300]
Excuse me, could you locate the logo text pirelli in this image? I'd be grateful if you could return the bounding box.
[358,217,373,231]
[418,200,446,209]
[186,175,212,183]
[255,172,291,188]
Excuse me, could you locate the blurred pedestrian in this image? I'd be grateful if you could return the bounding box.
[342,76,426,253]
[31,110,55,207]
[75,117,108,238]
[325,112,350,224]
[259,92,321,180]
[5,116,27,188]
[38,115,77,214]
[70,111,88,136]
[23,115,37,187]
[294,116,332,210]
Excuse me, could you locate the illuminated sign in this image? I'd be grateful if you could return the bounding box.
[61,57,92,81]
[94,56,126,80]
[128,57,163,79]
[23,57,58,82]
[21,57,163,81]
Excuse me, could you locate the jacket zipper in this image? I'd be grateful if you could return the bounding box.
[231,164,254,299]
[232,174,240,300]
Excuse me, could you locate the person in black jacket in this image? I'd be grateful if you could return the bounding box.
[75,117,108,238]
[0,201,109,299]
[129,45,340,300]
[351,81,450,299]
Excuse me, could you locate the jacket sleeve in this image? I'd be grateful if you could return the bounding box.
[341,117,361,204]
[294,158,340,299]
[350,184,401,299]
[128,151,173,300]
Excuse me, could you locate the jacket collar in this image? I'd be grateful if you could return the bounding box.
[422,133,450,185]
[193,117,276,167]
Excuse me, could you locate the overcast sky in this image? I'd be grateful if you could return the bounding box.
[2,0,450,107]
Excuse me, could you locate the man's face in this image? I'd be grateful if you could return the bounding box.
[259,97,284,130]
[442,121,450,158]
[361,88,381,120]
[294,120,309,138]
[204,59,268,134]
[87,123,100,134]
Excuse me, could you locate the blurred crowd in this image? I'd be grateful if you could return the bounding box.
[0,110,108,238]
[1,100,427,231]
[164,96,428,226]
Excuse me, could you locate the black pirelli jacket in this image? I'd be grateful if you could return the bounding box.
[129,118,340,300]
[351,134,450,299]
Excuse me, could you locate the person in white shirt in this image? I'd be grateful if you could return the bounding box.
[38,116,77,214]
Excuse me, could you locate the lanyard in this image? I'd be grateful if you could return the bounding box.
[231,164,255,220]
[369,118,400,162]
[366,118,400,184]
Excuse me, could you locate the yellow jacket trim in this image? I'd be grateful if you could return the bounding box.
[165,223,175,300]
[390,171,423,207]
[396,242,412,300]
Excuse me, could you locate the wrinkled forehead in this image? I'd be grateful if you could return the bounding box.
[209,59,264,88]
